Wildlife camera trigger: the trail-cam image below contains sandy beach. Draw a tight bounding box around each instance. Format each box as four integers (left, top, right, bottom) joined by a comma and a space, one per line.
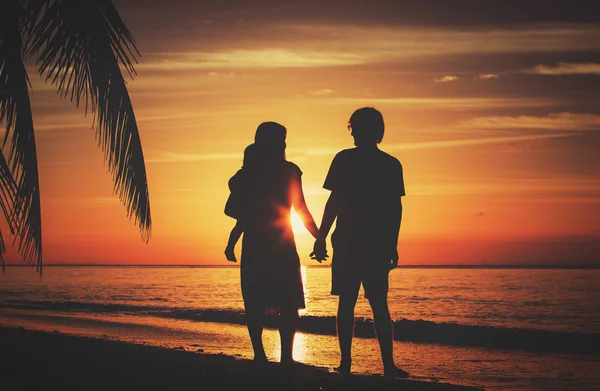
0, 326, 480, 391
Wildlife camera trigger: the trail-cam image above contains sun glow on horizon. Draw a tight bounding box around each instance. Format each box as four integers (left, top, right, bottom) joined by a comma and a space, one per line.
290, 210, 307, 236
5, 1, 598, 267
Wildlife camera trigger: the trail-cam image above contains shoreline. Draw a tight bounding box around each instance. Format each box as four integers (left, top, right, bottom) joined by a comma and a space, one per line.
0, 325, 480, 390
2, 304, 598, 356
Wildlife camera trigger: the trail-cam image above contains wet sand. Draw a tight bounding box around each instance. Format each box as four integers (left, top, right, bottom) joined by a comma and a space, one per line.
0, 326, 480, 390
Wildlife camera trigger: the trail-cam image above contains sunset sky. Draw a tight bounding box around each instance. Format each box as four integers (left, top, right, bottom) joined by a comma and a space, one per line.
4, 0, 600, 265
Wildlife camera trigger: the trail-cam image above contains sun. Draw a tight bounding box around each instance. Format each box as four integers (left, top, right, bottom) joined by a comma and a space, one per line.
290, 210, 306, 234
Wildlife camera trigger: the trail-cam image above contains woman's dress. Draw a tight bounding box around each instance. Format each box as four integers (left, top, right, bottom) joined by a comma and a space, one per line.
227, 161, 305, 311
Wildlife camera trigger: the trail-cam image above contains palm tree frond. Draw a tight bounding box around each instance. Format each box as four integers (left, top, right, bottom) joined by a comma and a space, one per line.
0, 152, 13, 273
0, 230, 6, 271
32, 0, 151, 241
0, 0, 43, 274
0, 150, 19, 235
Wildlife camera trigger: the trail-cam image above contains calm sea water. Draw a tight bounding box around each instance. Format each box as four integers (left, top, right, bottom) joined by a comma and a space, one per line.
1, 266, 599, 390
1, 266, 598, 332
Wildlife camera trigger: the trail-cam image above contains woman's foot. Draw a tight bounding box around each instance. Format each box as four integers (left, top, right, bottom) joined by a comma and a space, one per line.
334, 360, 351, 376
383, 365, 409, 379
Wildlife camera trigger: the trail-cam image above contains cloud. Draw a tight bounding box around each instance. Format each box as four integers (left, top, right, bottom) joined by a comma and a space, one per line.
290, 133, 576, 158
330, 96, 552, 109
309, 89, 335, 95
145, 151, 243, 163
206, 71, 238, 78
461, 113, 600, 131
522, 62, 600, 75
148, 133, 573, 164
434, 75, 459, 83
119, 2, 600, 47
46, 197, 120, 207
138, 49, 363, 70
137, 25, 600, 70
479, 73, 499, 79
383, 133, 573, 152
410, 176, 600, 197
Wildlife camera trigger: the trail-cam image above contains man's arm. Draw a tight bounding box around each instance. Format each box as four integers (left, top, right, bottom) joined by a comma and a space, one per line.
388, 199, 403, 269
311, 192, 338, 262
389, 161, 406, 269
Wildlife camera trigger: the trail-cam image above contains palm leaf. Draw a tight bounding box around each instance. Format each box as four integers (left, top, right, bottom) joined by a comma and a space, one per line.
0, 230, 5, 271
31, 0, 151, 241
0, 0, 43, 273
0, 151, 15, 272
0, 150, 19, 235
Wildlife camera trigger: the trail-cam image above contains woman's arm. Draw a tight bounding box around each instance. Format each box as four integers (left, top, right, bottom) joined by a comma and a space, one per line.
291, 176, 319, 239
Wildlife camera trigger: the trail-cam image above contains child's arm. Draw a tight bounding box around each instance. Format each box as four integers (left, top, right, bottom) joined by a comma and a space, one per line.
224, 221, 243, 262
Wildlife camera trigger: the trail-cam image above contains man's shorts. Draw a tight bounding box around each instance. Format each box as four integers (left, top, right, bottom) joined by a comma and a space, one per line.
330, 246, 391, 300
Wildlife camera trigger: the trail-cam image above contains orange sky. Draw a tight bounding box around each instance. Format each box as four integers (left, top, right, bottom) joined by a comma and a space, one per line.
2, 1, 600, 265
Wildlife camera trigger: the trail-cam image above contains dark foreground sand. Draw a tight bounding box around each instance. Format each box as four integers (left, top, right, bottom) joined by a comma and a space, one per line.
0, 326, 480, 390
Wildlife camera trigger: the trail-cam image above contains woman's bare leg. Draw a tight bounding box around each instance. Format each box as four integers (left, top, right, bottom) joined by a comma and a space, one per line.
245, 304, 267, 362
279, 307, 298, 365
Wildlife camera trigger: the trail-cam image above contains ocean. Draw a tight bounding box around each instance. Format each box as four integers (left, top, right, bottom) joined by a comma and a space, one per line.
1, 266, 599, 390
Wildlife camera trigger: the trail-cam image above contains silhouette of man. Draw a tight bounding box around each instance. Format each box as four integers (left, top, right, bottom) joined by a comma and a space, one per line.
312, 107, 408, 378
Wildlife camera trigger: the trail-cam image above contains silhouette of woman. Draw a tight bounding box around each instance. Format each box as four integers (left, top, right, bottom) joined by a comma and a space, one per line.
225, 122, 319, 365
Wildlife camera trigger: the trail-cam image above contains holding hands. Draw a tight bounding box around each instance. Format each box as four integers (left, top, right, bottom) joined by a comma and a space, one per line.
310, 237, 329, 263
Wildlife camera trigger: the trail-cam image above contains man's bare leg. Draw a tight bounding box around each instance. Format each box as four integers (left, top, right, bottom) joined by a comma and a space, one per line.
336, 290, 359, 375
369, 296, 409, 378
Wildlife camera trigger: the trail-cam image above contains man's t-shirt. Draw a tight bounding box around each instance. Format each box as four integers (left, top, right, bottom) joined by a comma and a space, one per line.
323, 147, 405, 255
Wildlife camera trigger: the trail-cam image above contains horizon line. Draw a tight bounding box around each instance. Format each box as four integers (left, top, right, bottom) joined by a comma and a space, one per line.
4, 264, 600, 269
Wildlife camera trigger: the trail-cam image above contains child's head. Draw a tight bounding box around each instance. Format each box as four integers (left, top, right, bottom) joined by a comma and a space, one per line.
243, 143, 258, 168
348, 107, 385, 146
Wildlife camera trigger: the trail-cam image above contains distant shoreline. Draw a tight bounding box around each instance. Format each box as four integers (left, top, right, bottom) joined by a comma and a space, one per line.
4, 264, 600, 269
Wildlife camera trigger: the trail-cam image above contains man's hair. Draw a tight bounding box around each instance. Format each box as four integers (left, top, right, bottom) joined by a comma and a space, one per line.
349, 107, 385, 144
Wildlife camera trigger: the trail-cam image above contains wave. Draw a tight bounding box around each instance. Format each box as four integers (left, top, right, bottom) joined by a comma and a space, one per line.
1, 300, 598, 356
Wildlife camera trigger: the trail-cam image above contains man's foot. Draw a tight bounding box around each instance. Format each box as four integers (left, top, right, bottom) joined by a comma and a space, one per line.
334, 360, 351, 376
281, 358, 306, 373
383, 365, 409, 379
253, 353, 268, 364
